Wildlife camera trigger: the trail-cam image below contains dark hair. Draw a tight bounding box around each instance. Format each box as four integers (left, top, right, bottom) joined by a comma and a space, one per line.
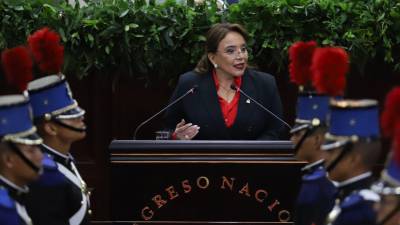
195, 23, 248, 74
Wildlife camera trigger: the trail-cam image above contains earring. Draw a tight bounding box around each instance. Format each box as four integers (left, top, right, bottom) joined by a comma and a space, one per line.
214, 64, 218, 69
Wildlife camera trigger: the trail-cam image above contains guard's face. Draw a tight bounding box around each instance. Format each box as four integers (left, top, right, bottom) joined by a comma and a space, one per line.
12, 144, 43, 183
57, 116, 87, 142
291, 129, 324, 161
375, 195, 400, 225
208, 31, 248, 78
291, 129, 311, 161
324, 147, 350, 182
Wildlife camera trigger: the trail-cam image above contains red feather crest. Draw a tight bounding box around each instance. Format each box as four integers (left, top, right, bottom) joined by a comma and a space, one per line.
28, 27, 64, 76
381, 87, 400, 163
311, 47, 349, 96
1, 46, 33, 92
288, 41, 318, 86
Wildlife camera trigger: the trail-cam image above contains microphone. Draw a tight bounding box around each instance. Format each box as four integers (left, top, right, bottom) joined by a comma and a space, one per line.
133, 85, 198, 140
230, 84, 292, 130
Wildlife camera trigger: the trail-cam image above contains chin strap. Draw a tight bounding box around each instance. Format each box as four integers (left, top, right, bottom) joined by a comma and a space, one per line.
326, 142, 353, 173
8, 142, 41, 174
293, 126, 314, 154
378, 199, 400, 225
52, 119, 86, 133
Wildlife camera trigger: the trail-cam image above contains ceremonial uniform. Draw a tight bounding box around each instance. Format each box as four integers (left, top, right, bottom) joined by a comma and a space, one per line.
24, 28, 91, 225
327, 172, 379, 225
24, 75, 91, 225
290, 92, 336, 225
0, 94, 43, 225
287, 42, 344, 225
26, 144, 90, 225
322, 99, 381, 225
0, 176, 32, 225
290, 83, 337, 225
295, 160, 337, 225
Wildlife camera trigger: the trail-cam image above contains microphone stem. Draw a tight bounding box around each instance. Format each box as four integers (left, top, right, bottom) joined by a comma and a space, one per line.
237, 88, 292, 130
133, 88, 194, 140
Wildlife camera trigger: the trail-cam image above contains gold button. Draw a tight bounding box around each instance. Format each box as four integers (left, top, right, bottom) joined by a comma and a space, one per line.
88, 209, 92, 215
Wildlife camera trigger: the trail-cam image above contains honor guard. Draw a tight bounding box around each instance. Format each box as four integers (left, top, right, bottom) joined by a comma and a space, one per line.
372, 87, 400, 225
23, 27, 91, 225
289, 42, 349, 225
0, 46, 43, 225
323, 99, 381, 225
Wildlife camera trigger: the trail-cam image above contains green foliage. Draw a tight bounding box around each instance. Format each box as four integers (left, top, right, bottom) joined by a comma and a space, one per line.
1, 0, 400, 81
228, 0, 400, 73
0, 0, 220, 81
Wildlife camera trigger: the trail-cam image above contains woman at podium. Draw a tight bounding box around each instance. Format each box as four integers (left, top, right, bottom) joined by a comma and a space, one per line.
164, 23, 284, 140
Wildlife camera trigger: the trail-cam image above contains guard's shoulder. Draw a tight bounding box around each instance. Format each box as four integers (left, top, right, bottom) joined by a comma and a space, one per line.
341, 190, 380, 208
303, 168, 326, 181
0, 187, 15, 209
42, 153, 58, 170
33, 156, 66, 187
358, 189, 380, 202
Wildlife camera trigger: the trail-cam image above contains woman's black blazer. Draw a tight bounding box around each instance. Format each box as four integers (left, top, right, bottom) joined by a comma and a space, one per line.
164, 69, 284, 140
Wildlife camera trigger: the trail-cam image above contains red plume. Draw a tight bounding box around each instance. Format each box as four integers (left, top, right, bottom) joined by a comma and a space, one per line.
381, 87, 400, 163
288, 41, 317, 86
311, 47, 349, 96
27, 27, 64, 75
1, 46, 33, 92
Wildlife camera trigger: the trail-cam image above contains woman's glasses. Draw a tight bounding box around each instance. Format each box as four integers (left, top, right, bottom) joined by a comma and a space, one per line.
222, 46, 248, 57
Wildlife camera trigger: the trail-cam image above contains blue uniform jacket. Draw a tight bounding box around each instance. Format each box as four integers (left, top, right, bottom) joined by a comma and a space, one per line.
0, 187, 21, 225
25, 145, 90, 225
0, 178, 30, 225
327, 172, 379, 225
295, 160, 337, 225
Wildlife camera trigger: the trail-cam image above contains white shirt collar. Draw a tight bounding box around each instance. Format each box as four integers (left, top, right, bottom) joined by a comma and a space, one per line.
338, 171, 372, 188
0, 175, 29, 193
301, 159, 325, 172
41, 143, 70, 160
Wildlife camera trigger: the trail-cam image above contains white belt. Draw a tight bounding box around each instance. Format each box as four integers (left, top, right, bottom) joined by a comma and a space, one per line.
16, 202, 33, 225
57, 162, 89, 225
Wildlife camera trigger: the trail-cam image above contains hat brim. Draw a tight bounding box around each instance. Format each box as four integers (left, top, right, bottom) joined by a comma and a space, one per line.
290, 123, 309, 134
321, 139, 348, 151
55, 106, 85, 120
6, 132, 42, 145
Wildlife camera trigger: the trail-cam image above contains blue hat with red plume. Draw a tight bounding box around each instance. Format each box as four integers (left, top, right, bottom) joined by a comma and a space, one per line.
27, 27, 84, 121
289, 42, 349, 134
308, 47, 379, 151
321, 99, 380, 151
0, 46, 42, 145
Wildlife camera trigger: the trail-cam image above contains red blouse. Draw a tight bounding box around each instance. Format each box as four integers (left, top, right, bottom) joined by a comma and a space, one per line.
212, 70, 242, 128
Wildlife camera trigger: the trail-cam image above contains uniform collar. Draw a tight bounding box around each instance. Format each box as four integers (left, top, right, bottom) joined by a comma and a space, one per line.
337, 171, 373, 199
301, 159, 325, 174
41, 143, 73, 167
0, 175, 29, 203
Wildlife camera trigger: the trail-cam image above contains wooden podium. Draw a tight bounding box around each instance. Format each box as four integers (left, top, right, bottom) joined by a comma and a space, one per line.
109, 140, 304, 225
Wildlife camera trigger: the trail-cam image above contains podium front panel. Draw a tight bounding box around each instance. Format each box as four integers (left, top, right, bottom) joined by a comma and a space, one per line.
109, 140, 303, 224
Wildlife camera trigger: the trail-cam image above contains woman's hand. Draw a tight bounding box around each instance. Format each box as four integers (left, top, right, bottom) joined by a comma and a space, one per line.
174, 119, 200, 140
